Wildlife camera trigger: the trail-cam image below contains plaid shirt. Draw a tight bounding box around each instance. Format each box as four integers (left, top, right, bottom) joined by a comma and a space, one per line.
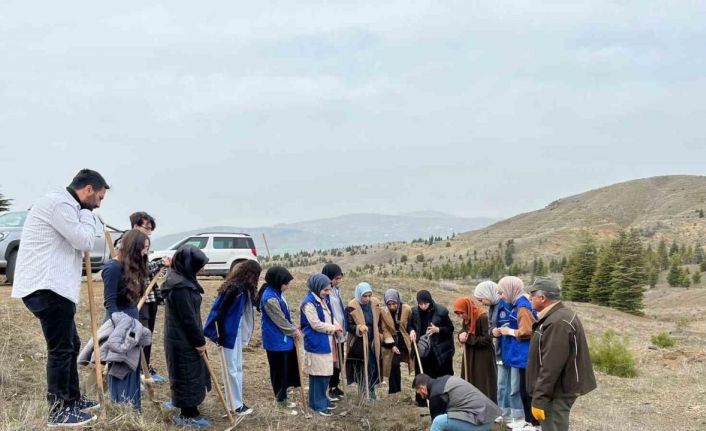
146, 260, 165, 304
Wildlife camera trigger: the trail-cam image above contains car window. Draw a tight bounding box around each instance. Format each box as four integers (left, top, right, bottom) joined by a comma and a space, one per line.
0, 211, 27, 227
172, 236, 209, 250
213, 237, 236, 249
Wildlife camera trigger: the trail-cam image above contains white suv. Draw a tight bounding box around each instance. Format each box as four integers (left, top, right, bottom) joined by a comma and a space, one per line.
150, 232, 258, 277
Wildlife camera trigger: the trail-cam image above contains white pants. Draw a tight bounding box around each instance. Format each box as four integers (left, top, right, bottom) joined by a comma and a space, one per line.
221, 333, 244, 410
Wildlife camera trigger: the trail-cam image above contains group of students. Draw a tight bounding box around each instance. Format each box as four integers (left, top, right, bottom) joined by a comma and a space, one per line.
12, 170, 595, 431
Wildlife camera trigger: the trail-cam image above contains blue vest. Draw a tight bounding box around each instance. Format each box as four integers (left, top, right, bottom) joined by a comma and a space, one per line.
260, 287, 294, 352
204, 291, 247, 350
300, 292, 331, 354
494, 299, 512, 361
503, 296, 535, 368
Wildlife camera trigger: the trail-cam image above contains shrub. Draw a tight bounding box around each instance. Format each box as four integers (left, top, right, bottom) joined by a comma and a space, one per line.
589, 329, 638, 377
650, 332, 676, 348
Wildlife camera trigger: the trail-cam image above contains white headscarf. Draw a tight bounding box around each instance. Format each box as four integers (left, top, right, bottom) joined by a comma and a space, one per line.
355, 282, 373, 304
474, 280, 501, 305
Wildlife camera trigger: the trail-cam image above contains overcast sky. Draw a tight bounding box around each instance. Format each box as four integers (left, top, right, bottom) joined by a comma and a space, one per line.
1, 1, 705, 235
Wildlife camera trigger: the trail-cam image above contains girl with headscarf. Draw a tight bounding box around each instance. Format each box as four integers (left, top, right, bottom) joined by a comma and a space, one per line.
300, 273, 342, 416
474, 280, 513, 424
379, 289, 413, 395
408, 290, 455, 407
345, 282, 381, 400
204, 259, 262, 417
496, 276, 538, 429
162, 244, 211, 427
254, 266, 301, 414
321, 263, 347, 400
452, 297, 497, 402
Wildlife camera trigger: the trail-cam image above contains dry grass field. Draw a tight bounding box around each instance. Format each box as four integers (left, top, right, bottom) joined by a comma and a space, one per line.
1, 273, 705, 431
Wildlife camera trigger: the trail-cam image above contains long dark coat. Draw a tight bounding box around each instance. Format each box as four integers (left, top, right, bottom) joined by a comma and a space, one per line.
162, 245, 211, 408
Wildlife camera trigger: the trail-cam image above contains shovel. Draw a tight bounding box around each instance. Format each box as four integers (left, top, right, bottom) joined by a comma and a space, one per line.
201, 351, 240, 430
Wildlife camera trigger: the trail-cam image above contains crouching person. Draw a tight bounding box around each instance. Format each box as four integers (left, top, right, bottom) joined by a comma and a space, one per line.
413, 374, 501, 431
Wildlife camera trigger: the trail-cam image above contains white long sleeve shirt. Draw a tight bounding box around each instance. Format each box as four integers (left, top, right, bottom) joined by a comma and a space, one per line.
11, 190, 96, 304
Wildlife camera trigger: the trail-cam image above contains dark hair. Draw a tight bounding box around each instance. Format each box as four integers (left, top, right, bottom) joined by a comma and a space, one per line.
412, 373, 432, 389
255, 266, 294, 312
129, 211, 156, 231
68, 169, 110, 191
118, 229, 149, 304
218, 260, 262, 297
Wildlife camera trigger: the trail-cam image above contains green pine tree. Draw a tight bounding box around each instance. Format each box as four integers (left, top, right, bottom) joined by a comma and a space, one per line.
694, 243, 704, 264
692, 271, 701, 285
590, 240, 620, 306
609, 230, 646, 314
680, 267, 691, 288
667, 260, 682, 287
562, 234, 597, 302
657, 239, 669, 270
669, 240, 679, 257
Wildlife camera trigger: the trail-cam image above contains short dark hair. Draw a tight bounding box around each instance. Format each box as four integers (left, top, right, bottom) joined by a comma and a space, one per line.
413, 373, 432, 389
69, 169, 110, 191
130, 211, 156, 231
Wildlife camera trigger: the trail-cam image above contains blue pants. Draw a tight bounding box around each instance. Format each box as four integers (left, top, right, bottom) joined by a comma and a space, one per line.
308, 375, 331, 412
430, 415, 493, 431
508, 367, 525, 420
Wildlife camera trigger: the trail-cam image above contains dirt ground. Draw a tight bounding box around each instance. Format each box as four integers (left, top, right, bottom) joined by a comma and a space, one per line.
1, 275, 705, 431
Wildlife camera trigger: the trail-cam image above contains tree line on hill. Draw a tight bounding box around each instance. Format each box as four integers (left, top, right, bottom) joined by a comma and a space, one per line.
562, 232, 704, 315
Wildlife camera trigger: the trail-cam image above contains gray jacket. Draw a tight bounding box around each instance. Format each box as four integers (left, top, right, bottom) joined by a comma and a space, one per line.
78, 312, 152, 379
428, 376, 502, 425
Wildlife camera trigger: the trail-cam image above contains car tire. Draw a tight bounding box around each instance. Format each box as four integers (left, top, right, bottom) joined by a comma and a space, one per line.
6, 249, 17, 285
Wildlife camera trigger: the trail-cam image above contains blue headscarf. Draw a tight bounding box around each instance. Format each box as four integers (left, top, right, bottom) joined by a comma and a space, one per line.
355, 282, 373, 304
307, 273, 331, 298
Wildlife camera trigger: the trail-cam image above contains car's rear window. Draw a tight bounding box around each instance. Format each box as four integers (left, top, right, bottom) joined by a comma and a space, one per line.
214, 237, 254, 249
0, 211, 27, 227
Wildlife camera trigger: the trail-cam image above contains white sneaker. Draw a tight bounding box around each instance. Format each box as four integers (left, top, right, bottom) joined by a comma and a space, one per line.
508, 420, 529, 429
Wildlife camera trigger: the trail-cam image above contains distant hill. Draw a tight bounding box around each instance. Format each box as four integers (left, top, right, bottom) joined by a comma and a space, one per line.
306, 175, 706, 272
456, 175, 706, 258
150, 212, 497, 255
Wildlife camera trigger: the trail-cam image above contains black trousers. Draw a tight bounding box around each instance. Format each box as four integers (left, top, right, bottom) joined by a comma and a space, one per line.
266, 349, 301, 401
138, 301, 158, 368
329, 343, 344, 389
23, 290, 81, 411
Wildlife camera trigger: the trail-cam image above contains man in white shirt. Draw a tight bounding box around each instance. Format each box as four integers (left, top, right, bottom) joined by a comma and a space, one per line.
12, 169, 109, 428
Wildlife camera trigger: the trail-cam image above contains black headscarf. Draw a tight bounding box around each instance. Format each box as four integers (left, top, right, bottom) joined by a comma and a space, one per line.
416, 290, 433, 305
163, 245, 209, 293
321, 263, 343, 282
265, 266, 294, 291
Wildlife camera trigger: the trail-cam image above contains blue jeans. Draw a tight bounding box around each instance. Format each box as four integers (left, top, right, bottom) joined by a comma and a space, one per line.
508, 367, 525, 420
308, 375, 331, 412
430, 415, 493, 431
497, 363, 511, 418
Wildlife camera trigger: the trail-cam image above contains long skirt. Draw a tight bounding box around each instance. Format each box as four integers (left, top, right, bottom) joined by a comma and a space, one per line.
109, 366, 141, 412
266, 349, 301, 402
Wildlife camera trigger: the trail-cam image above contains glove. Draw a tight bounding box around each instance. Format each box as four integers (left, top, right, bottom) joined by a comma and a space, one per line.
531, 406, 545, 421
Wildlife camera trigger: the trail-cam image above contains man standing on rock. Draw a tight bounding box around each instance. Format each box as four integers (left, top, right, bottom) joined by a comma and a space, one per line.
12, 169, 109, 428
525, 277, 597, 431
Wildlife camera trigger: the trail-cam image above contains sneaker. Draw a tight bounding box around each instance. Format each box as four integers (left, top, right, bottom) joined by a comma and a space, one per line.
47, 406, 97, 428
508, 421, 530, 430
330, 387, 345, 398
235, 405, 253, 416
326, 404, 337, 411
275, 400, 297, 409
327, 390, 341, 402
317, 409, 333, 417
172, 415, 211, 428
74, 395, 100, 412
149, 369, 167, 383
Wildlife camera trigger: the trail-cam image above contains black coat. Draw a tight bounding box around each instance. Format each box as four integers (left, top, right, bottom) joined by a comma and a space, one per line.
162, 245, 211, 408
408, 302, 455, 369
